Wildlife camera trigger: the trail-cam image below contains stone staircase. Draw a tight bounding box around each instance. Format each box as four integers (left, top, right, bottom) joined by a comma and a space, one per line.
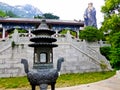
53, 32, 112, 73
0, 31, 112, 77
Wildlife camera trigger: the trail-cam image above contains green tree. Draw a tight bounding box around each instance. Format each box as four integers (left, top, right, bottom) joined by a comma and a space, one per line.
34, 15, 42, 19
101, 0, 120, 34
43, 13, 59, 19
100, 46, 111, 60
34, 13, 60, 19
0, 10, 6, 17
110, 47, 120, 70
79, 26, 102, 42
101, 0, 120, 70
60, 29, 77, 37
6, 11, 18, 17
109, 32, 120, 69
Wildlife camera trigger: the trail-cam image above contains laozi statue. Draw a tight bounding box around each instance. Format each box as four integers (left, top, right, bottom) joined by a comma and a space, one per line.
21, 19, 64, 90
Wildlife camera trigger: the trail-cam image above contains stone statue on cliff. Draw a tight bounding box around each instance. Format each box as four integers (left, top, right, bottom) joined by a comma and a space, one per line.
84, 2, 97, 28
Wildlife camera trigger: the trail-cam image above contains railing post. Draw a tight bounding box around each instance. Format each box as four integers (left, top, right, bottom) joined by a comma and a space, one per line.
2, 28, 5, 41
28, 28, 31, 38
55, 30, 58, 37
76, 30, 79, 39
99, 40, 103, 47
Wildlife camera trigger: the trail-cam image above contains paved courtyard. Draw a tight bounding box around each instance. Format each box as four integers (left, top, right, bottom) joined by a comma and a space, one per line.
4, 71, 120, 90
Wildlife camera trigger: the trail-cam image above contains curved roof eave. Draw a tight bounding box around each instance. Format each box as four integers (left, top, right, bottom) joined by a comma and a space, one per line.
0, 18, 84, 26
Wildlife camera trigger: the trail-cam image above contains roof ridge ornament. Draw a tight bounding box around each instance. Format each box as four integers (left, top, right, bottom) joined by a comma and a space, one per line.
37, 19, 49, 30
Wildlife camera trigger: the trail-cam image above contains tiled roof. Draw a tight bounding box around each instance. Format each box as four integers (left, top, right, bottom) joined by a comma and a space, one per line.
0, 18, 84, 26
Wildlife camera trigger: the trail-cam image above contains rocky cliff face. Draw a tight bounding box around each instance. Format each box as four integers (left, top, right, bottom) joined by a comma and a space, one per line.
0, 2, 43, 18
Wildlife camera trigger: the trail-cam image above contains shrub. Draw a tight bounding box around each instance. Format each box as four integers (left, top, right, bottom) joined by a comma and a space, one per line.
11, 41, 15, 48
70, 30, 77, 37
109, 32, 120, 70
9, 35, 12, 39
100, 46, 111, 60
59, 29, 77, 37
110, 48, 120, 70
100, 60, 108, 72
21, 44, 24, 49
79, 26, 102, 42
59, 29, 67, 35
18, 29, 27, 33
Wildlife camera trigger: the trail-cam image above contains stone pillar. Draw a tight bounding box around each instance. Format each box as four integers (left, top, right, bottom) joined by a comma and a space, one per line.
66, 30, 72, 42
12, 29, 19, 43
55, 30, 58, 37
28, 28, 31, 38
82, 39, 87, 52
99, 40, 103, 47
2, 28, 5, 41
76, 30, 79, 39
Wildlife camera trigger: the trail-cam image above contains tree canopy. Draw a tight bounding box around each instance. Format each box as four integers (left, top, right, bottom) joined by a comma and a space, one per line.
101, 0, 120, 70
0, 10, 18, 18
109, 32, 120, 69
0, 10, 6, 17
79, 26, 102, 42
101, 0, 120, 34
6, 11, 18, 18
34, 13, 60, 19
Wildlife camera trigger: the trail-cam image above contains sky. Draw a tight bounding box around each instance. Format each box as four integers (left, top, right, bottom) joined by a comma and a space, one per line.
0, 0, 105, 28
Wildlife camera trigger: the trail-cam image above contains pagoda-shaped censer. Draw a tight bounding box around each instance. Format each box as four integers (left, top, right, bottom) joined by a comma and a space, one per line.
21, 19, 64, 90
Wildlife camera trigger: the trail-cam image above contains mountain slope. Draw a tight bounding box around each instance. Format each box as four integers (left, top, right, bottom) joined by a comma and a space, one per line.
0, 2, 43, 18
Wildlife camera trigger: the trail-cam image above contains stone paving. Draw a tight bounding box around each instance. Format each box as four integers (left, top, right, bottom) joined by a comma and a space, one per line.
4, 71, 120, 90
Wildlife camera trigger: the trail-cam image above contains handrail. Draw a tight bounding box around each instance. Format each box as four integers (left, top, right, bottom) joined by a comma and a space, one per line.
69, 43, 101, 65
0, 43, 11, 53
70, 43, 112, 70
87, 46, 100, 60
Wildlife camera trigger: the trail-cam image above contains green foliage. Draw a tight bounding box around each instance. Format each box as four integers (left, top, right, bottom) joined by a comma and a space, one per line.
59, 29, 68, 35
101, 0, 120, 15
18, 29, 27, 33
109, 32, 120, 48
101, 0, 120, 34
100, 61, 108, 72
59, 30, 77, 37
34, 15, 42, 19
11, 41, 15, 48
6, 11, 18, 18
70, 31, 77, 37
43, 13, 59, 19
100, 46, 111, 60
79, 26, 102, 42
0, 71, 115, 89
101, 0, 120, 70
34, 13, 60, 19
0, 10, 6, 17
21, 44, 24, 49
110, 48, 120, 70
101, 14, 120, 34
9, 35, 12, 39
110, 32, 120, 70
109, 32, 120, 70
0, 10, 18, 18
